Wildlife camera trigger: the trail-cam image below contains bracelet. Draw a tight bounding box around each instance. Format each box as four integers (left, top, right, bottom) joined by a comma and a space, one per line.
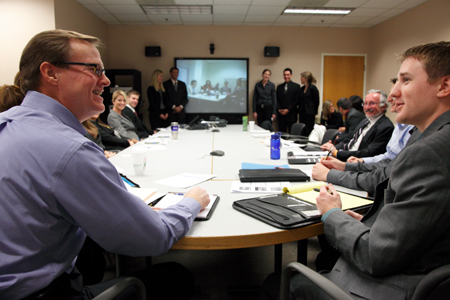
333, 149, 338, 157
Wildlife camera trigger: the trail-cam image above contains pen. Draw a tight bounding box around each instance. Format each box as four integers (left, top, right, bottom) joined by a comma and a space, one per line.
169, 192, 185, 196
313, 187, 333, 195
323, 148, 333, 163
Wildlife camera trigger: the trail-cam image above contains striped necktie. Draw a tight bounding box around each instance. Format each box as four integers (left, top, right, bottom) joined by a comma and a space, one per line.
345, 120, 370, 150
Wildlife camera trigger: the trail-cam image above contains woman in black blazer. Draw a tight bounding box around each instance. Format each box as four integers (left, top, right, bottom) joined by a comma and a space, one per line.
89, 114, 136, 151
299, 71, 320, 136
320, 100, 344, 130
147, 69, 170, 130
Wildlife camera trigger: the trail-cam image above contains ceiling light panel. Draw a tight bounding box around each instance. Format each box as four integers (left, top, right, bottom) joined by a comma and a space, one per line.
141, 5, 212, 14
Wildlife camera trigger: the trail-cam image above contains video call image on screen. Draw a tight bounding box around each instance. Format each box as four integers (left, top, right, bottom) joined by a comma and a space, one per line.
175, 58, 248, 114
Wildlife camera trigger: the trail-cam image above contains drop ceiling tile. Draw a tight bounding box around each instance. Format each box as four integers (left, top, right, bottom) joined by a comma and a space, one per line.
77, 0, 99, 4
243, 22, 274, 26
361, 0, 408, 9
96, 13, 119, 21
97, 0, 137, 4
113, 13, 150, 21
104, 4, 146, 13
180, 14, 213, 22
213, 5, 248, 14
275, 15, 311, 23
213, 0, 251, 4
251, 0, 290, 5
248, 6, 286, 15
349, 7, 388, 17
324, 0, 369, 8
396, 0, 428, 9
305, 15, 342, 24
174, 0, 213, 4
213, 14, 246, 22
379, 8, 406, 18
334, 16, 371, 24
245, 14, 278, 23
83, 4, 111, 14
147, 14, 181, 21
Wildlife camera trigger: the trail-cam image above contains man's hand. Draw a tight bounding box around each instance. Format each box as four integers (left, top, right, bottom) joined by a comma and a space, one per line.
312, 162, 330, 182
173, 106, 183, 114
345, 210, 363, 221
321, 156, 345, 171
253, 112, 257, 120
272, 114, 276, 121
347, 156, 364, 163
320, 141, 334, 151
185, 186, 210, 210
338, 126, 345, 133
316, 184, 342, 215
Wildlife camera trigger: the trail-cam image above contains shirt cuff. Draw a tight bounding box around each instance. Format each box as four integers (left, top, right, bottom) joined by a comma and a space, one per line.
321, 207, 341, 222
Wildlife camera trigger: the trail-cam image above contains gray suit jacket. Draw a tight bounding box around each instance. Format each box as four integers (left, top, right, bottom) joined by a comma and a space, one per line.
319, 110, 450, 300
327, 128, 420, 196
107, 110, 139, 140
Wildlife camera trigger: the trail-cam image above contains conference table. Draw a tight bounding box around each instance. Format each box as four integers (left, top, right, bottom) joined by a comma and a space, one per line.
109, 125, 330, 273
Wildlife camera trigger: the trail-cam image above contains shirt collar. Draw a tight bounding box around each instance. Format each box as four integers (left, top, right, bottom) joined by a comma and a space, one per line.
21, 91, 86, 135
126, 104, 135, 113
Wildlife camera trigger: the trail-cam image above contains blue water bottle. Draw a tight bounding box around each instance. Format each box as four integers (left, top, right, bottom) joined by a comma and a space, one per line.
270, 132, 281, 160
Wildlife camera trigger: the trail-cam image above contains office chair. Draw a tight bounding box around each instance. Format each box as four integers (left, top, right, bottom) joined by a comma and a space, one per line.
290, 123, 306, 137
280, 262, 450, 300
279, 262, 353, 300
302, 129, 339, 152
260, 120, 274, 132
92, 277, 146, 300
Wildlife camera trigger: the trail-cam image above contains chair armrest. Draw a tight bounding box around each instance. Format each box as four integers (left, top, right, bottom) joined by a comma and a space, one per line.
280, 262, 353, 300
92, 277, 146, 300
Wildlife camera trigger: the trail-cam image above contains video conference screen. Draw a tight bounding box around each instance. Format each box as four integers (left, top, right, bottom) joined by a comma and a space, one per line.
175, 58, 249, 115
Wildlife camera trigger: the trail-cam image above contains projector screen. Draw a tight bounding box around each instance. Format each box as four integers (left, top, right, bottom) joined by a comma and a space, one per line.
175, 58, 249, 119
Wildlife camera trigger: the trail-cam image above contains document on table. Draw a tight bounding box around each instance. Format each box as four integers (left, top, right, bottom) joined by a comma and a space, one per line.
284, 183, 372, 210
289, 151, 329, 157
154, 193, 220, 220
153, 173, 216, 188
231, 181, 291, 193
125, 185, 166, 205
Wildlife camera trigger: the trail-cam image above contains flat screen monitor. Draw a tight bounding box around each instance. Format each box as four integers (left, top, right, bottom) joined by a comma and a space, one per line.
175, 57, 249, 124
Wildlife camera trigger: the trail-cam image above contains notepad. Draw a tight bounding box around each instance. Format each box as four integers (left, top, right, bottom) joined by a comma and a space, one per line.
284, 183, 373, 211
153, 193, 220, 220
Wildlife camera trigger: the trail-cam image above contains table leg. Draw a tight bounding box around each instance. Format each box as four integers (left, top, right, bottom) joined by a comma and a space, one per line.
297, 239, 308, 265
274, 244, 282, 274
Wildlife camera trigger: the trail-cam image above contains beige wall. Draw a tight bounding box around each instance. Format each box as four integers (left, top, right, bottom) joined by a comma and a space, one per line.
0, 0, 55, 85
107, 25, 370, 121
368, 0, 450, 121
54, 0, 109, 66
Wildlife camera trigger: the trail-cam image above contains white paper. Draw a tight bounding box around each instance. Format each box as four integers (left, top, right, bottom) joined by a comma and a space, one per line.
155, 193, 218, 219
153, 173, 216, 188
290, 151, 328, 157
125, 186, 158, 203
231, 181, 291, 193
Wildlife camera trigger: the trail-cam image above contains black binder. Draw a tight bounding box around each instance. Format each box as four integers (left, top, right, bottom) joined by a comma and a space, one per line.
233, 193, 321, 229
238, 169, 310, 182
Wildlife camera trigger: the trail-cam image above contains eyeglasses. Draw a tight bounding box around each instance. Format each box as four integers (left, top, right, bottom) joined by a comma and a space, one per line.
363, 101, 380, 107
57, 62, 105, 77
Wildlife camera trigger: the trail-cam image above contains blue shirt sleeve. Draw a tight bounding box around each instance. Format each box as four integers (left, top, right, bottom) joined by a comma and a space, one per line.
321, 207, 341, 222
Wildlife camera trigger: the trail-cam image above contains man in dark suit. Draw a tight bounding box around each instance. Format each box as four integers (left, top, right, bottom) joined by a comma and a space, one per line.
122, 90, 152, 139
321, 90, 394, 161
334, 97, 366, 144
276, 68, 300, 133
287, 41, 450, 300
163, 67, 188, 124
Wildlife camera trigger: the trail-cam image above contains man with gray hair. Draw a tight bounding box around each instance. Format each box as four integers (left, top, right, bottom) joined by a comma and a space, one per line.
321, 90, 394, 161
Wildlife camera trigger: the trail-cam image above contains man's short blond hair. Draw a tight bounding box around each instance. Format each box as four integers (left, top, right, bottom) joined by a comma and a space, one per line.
18, 29, 101, 94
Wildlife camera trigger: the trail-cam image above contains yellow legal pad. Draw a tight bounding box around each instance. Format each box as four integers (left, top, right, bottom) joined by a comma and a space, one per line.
283, 183, 373, 211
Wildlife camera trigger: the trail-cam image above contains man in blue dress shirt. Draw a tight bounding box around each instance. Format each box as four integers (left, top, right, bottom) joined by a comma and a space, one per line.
0, 29, 210, 300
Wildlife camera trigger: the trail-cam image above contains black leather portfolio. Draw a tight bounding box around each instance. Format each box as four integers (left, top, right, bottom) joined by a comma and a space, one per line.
233, 193, 321, 229
287, 151, 322, 164
238, 169, 310, 182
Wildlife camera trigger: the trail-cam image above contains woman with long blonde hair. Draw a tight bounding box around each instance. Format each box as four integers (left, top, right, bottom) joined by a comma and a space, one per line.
107, 90, 140, 140
147, 69, 170, 130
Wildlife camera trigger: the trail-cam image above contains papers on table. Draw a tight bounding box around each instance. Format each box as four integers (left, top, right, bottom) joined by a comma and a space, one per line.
154, 173, 216, 188
284, 183, 373, 211
231, 181, 291, 193
154, 192, 219, 220
289, 151, 328, 157
125, 185, 165, 205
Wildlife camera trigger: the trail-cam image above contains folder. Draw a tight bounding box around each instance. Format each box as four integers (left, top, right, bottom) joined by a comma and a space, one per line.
238, 169, 310, 182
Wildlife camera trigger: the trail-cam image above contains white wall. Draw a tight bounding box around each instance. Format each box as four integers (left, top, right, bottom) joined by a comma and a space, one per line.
0, 0, 55, 85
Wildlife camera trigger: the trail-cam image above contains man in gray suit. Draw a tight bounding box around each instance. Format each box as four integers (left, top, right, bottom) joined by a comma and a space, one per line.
290, 41, 450, 299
